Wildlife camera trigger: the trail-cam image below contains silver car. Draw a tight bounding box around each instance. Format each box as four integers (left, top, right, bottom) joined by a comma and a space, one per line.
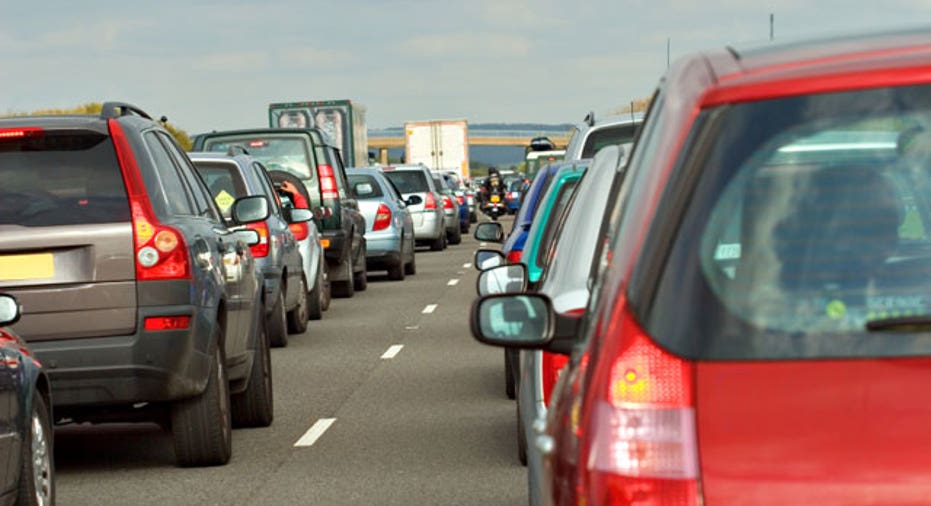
347, 167, 417, 280
563, 113, 643, 161
382, 164, 447, 251
432, 173, 463, 245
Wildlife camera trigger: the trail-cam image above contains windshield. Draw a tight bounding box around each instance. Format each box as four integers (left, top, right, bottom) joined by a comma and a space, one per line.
202, 135, 313, 180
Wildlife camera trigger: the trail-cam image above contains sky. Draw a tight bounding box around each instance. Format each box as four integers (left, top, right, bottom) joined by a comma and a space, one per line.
3, 0, 931, 134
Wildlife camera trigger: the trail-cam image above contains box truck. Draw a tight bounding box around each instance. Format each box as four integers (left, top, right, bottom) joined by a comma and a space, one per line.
269, 100, 368, 168
404, 119, 469, 180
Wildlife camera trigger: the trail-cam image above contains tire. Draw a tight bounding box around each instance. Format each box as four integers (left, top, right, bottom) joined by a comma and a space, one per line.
449, 225, 462, 245
332, 258, 355, 298
354, 267, 368, 291
470, 212, 477, 224
505, 349, 516, 400
321, 262, 332, 311
517, 394, 528, 466
405, 237, 417, 275
17, 393, 54, 506
430, 233, 445, 251
387, 258, 405, 281
286, 276, 308, 334
231, 315, 273, 428
308, 268, 324, 321
172, 335, 232, 467
267, 287, 288, 348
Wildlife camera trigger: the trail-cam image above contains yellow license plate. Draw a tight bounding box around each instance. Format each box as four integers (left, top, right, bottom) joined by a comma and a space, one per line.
490, 195, 500, 203
0, 253, 55, 281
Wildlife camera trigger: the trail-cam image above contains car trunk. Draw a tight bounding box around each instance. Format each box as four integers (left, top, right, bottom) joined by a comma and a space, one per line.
696, 359, 931, 505
356, 199, 381, 233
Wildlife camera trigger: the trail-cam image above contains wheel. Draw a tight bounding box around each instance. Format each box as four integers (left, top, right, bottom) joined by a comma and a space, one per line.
387, 257, 405, 281
172, 334, 232, 467
331, 258, 355, 298
320, 261, 332, 311
504, 349, 516, 400
353, 267, 367, 291
17, 393, 54, 506
267, 287, 288, 348
470, 212, 477, 224
430, 233, 445, 251
449, 225, 462, 245
404, 244, 417, 275
517, 394, 527, 466
231, 313, 273, 428
286, 276, 308, 334
307, 267, 324, 320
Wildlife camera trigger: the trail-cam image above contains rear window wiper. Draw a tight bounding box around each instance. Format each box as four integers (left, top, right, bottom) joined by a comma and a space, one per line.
865, 315, 931, 332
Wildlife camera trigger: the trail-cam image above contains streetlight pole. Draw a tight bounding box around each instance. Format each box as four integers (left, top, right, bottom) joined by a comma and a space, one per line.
770, 13, 774, 41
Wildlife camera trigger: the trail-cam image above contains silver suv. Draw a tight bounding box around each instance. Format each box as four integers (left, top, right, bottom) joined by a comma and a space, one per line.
382, 164, 447, 251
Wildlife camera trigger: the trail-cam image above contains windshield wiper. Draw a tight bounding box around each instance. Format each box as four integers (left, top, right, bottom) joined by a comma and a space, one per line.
865, 315, 931, 332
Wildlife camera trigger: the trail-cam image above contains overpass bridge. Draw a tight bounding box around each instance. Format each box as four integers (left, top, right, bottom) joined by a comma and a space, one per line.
367, 127, 571, 164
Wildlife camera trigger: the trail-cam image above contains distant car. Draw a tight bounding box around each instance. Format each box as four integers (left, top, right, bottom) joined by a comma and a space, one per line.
382, 164, 447, 251
0, 102, 272, 466
0, 294, 53, 505
190, 149, 324, 347
347, 167, 418, 280
504, 179, 525, 214
432, 174, 463, 245
441, 173, 471, 234
563, 113, 643, 161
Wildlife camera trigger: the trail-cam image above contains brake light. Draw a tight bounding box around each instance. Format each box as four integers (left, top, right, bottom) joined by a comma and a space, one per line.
424, 193, 437, 210
144, 316, 191, 331
110, 120, 190, 281
542, 308, 584, 407
579, 300, 699, 506
456, 195, 465, 205
289, 222, 310, 241
373, 203, 392, 231
507, 249, 523, 264
443, 196, 454, 210
0, 127, 44, 140
317, 164, 339, 200
246, 221, 270, 257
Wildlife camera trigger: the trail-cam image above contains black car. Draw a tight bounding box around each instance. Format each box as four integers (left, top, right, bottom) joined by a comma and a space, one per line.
0, 294, 53, 505
0, 102, 272, 467
192, 128, 367, 298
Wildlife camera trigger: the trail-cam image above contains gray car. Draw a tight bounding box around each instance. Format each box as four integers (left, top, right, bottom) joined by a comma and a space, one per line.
347, 167, 417, 280
563, 113, 643, 161
191, 150, 324, 348
432, 173, 463, 245
382, 164, 447, 251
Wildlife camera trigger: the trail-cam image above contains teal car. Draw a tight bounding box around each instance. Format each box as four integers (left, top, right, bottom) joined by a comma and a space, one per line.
520, 163, 587, 285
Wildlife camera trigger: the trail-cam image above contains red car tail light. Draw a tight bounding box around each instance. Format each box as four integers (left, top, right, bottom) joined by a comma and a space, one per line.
110, 119, 191, 281
424, 193, 437, 210
289, 222, 310, 241
580, 301, 699, 506
373, 203, 392, 231
317, 164, 339, 200
442, 196, 454, 210
144, 316, 191, 331
507, 249, 523, 264
0, 127, 44, 140
542, 308, 584, 407
246, 221, 270, 257
456, 195, 465, 205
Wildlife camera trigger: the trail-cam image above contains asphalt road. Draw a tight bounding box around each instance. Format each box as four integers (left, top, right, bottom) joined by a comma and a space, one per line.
53, 216, 526, 505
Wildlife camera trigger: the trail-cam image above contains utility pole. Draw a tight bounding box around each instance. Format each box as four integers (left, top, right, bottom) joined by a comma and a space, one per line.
666, 37, 671, 69
770, 13, 774, 41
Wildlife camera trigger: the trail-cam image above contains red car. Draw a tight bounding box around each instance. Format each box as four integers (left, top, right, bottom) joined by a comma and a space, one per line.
473, 27, 931, 505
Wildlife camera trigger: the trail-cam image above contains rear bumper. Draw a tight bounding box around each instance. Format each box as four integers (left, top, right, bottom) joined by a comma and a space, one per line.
322, 229, 348, 263
413, 212, 444, 241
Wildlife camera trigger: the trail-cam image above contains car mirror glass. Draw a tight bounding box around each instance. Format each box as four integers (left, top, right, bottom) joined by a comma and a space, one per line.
477, 264, 527, 296
289, 208, 313, 223
232, 195, 270, 224
474, 249, 505, 271
474, 222, 504, 243
234, 229, 261, 247
471, 294, 551, 347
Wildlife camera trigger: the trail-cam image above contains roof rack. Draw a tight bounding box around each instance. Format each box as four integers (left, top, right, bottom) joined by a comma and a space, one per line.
227, 145, 250, 156
100, 102, 152, 120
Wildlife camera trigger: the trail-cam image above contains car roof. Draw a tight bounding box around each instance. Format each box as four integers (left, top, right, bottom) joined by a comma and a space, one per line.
187, 151, 255, 166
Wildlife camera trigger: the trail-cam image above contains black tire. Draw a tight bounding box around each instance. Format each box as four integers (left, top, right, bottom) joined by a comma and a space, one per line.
354, 267, 368, 291
387, 258, 405, 281
17, 393, 54, 506
429, 233, 444, 251
231, 315, 273, 428
517, 395, 528, 466
268, 288, 288, 348
449, 226, 462, 245
172, 335, 232, 467
308, 267, 324, 321
504, 349, 516, 400
404, 245, 417, 275
286, 276, 308, 334
332, 259, 355, 298
470, 212, 477, 224
321, 262, 332, 311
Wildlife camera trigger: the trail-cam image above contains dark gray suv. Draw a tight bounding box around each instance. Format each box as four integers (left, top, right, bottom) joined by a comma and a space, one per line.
0, 102, 272, 467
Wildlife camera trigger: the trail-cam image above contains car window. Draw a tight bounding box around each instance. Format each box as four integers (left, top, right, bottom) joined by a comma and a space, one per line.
643, 83, 931, 360
382, 174, 405, 201
203, 135, 315, 181
252, 162, 283, 217
193, 161, 249, 219
0, 130, 131, 227
144, 132, 195, 216
384, 171, 430, 193
160, 133, 222, 222
347, 174, 384, 199
536, 179, 580, 270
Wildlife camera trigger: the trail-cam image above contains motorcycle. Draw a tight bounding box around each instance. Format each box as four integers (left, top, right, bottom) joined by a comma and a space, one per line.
482, 193, 505, 221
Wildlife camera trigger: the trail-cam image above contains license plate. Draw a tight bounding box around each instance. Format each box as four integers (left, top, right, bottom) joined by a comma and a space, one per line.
490, 195, 500, 203
0, 253, 55, 281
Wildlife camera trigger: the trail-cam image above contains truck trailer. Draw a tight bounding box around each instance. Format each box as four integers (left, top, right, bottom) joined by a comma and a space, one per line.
404, 119, 469, 181
269, 100, 368, 168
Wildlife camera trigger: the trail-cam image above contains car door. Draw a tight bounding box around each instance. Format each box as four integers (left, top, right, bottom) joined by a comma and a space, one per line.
252, 161, 301, 306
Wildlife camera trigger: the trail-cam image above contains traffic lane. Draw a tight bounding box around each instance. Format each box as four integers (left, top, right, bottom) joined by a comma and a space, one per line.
51, 228, 512, 505
248, 248, 525, 505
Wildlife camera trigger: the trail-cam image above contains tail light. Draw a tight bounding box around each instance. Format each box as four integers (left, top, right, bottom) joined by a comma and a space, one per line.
0, 127, 44, 140
424, 193, 437, 210
110, 120, 190, 281
456, 195, 465, 205
373, 203, 392, 231
144, 316, 191, 331
579, 300, 699, 506
443, 196, 454, 210
507, 249, 523, 264
542, 308, 584, 407
246, 222, 270, 257
289, 222, 310, 241
317, 164, 339, 200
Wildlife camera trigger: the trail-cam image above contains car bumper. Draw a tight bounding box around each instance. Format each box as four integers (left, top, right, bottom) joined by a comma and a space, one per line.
322, 229, 348, 263
413, 212, 444, 241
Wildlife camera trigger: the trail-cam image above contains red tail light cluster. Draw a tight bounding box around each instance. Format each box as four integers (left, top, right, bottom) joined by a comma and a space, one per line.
424, 193, 437, 210
507, 249, 523, 264
442, 196, 454, 210
144, 316, 191, 331
246, 222, 270, 257
317, 164, 339, 200
289, 222, 310, 241
110, 120, 190, 281
542, 308, 584, 407
0, 127, 44, 140
373, 203, 392, 231
579, 300, 699, 506
456, 195, 465, 205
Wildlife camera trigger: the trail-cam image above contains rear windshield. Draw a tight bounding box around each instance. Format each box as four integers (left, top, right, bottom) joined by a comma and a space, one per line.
384, 171, 429, 193
0, 131, 130, 226
347, 174, 384, 199
581, 124, 638, 159
640, 84, 931, 360
192, 161, 249, 218
202, 136, 312, 180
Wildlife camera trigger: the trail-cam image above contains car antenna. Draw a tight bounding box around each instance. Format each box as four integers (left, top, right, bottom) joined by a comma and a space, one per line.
630, 101, 634, 124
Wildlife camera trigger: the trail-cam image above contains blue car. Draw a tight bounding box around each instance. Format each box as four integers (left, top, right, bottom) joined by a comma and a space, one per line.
347, 167, 417, 280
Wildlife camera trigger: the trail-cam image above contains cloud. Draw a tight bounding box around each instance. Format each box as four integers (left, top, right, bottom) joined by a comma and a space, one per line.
194, 51, 269, 72
399, 33, 532, 59
276, 46, 352, 66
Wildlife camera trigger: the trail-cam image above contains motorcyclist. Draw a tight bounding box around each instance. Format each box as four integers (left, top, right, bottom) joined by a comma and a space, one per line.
481, 167, 506, 201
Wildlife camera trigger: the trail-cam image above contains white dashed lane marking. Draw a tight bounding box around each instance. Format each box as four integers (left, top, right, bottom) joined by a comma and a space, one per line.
422, 304, 437, 314
447, 279, 459, 286
381, 345, 404, 359
294, 418, 336, 447
463, 263, 472, 268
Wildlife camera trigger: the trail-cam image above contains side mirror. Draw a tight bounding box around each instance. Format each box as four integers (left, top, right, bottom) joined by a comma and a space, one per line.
470, 294, 553, 348
474, 222, 504, 243
474, 249, 506, 271
477, 264, 527, 296
406, 195, 423, 206
232, 195, 270, 224
0, 294, 21, 326
233, 229, 261, 247
288, 208, 313, 224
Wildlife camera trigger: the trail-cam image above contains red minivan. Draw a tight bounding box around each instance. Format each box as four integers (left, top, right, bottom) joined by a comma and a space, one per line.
473, 27, 931, 505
